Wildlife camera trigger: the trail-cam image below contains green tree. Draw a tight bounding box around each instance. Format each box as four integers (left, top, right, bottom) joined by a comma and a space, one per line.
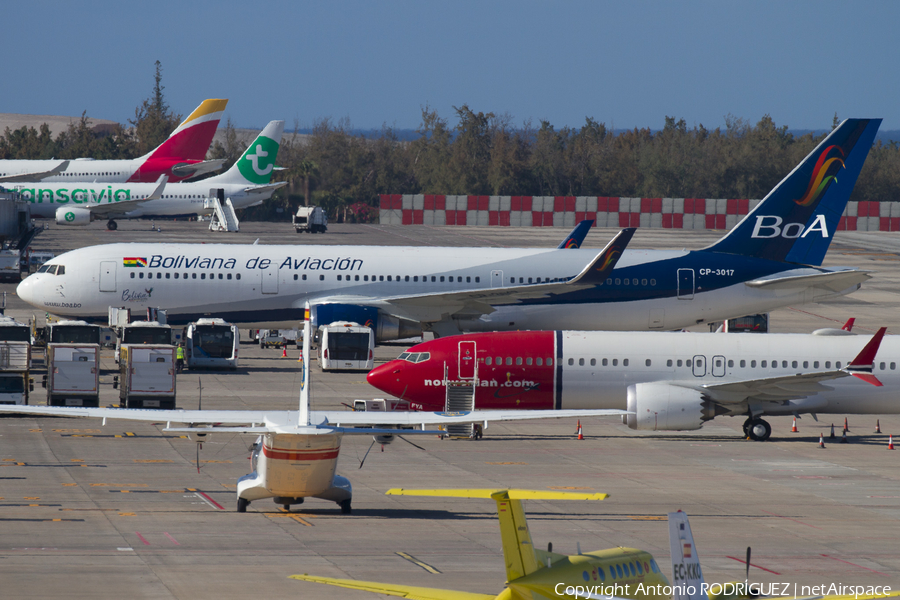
129, 61, 182, 155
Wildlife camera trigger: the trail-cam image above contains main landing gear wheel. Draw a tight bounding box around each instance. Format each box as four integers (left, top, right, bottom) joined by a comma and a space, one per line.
237, 497, 249, 513
340, 499, 352, 515
107, 220, 118, 230
747, 419, 772, 441
742, 418, 753, 437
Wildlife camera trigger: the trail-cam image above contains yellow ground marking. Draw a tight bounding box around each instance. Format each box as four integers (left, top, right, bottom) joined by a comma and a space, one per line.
3, 458, 17, 461
267, 512, 314, 526
485, 461, 528, 465
52, 429, 101, 433
89, 483, 148, 487
548, 486, 593, 490
28, 429, 41, 432
396, 552, 442, 574
133, 460, 174, 463
71, 459, 84, 462
118, 513, 136, 517
628, 515, 667, 521
62, 484, 77, 487
23, 497, 39, 500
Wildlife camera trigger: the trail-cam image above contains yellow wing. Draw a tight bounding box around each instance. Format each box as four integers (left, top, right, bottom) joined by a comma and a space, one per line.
385, 488, 608, 501
289, 575, 497, 600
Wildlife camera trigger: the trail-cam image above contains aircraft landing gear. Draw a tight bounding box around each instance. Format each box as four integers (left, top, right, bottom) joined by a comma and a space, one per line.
747, 418, 772, 441
237, 497, 249, 513
107, 219, 118, 231
339, 499, 352, 515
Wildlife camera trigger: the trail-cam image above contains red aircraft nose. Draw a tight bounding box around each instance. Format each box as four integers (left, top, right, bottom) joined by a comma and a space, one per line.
366, 361, 405, 396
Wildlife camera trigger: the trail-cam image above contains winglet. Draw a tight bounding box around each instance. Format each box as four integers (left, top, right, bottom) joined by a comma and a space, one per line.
147, 175, 168, 201
557, 219, 594, 249
842, 318, 855, 332
846, 327, 886, 386
567, 227, 635, 286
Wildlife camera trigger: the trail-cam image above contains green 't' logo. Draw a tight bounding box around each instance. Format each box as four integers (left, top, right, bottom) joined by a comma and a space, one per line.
65, 212, 75, 222
237, 136, 279, 184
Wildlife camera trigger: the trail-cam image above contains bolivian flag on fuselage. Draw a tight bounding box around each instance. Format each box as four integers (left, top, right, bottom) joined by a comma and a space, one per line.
123, 257, 147, 268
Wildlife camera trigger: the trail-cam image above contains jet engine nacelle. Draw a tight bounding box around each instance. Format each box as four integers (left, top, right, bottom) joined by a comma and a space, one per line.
55, 207, 92, 226
374, 433, 395, 444
626, 382, 708, 431
312, 303, 422, 342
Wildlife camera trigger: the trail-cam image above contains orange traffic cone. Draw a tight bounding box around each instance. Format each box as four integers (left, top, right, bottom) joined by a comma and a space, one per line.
791, 417, 799, 433
889, 435, 895, 450
819, 433, 826, 448
840, 430, 849, 444
575, 419, 581, 434
577, 424, 584, 440
282, 346, 288, 358
830, 423, 836, 439
843, 417, 849, 432
875, 419, 882, 433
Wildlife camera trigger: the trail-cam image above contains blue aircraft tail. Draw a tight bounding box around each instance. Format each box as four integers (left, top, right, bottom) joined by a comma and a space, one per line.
558, 219, 594, 249
703, 118, 881, 266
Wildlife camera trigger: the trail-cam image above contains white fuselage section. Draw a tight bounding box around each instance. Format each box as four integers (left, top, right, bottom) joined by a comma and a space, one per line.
555, 331, 900, 415
17, 243, 856, 332
0, 159, 142, 183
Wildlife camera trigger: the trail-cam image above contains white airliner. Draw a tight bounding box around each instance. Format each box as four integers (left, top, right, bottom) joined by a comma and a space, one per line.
366, 326, 891, 441
14, 118, 880, 338
0, 99, 228, 184
16, 120, 285, 229
0, 307, 625, 513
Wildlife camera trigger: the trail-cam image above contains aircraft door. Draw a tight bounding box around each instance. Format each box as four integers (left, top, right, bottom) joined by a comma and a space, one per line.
491, 270, 503, 288
677, 268, 694, 299
692, 355, 706, 377
99, 261, 116, 292
262, 269, 278, 294
458, 341, 476, 379
712, 355, 726, 377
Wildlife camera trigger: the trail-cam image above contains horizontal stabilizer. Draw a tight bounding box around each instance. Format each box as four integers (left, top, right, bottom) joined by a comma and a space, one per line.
851, 372, 883, 387
745, 269, 870, 292
385, 488, 608, 501
170, 158, 226, 178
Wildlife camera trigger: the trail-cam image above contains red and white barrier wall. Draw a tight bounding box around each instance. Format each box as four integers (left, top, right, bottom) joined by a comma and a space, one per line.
378, 195, 900, 231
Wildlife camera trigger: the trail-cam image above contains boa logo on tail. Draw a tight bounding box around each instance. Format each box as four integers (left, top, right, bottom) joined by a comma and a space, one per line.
564, 238, 579, 249
794, 145, 846, 206
596, 249, 621, 272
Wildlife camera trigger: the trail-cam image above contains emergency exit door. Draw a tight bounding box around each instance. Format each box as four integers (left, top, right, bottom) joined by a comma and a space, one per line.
99, 261, 116, 292
458, 341, 476, 379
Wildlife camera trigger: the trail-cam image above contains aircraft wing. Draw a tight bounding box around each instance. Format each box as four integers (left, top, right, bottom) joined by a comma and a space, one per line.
77, 175, 168, 218
289, 574, 495, 600
352, 228, 635, 323
312, 408, 629, 426
745, 268, 871, 292
170, 159, 225, 179
697, 370, 851, 404
0, 160, 69, 183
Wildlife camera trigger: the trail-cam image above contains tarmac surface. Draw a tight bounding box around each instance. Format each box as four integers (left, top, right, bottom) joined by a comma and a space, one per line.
1, 220, 899, 599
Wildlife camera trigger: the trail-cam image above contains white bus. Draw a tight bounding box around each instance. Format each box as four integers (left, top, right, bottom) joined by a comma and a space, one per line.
185, 318, 239, 370
318, 322, 374, 372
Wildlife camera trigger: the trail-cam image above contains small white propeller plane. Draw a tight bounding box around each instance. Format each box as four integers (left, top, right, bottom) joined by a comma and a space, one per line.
0, 304, 627, 513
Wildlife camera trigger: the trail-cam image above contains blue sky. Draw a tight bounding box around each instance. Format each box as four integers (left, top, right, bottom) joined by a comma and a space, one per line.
4, 1, 898, 132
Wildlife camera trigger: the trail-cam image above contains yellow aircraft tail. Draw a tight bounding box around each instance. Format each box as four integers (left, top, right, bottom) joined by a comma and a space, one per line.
385, 489, 607, 583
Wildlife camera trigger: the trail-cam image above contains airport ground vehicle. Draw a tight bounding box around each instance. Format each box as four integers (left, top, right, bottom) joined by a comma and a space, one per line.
0, 316, 32, 343
114, 344, 176, 409
186, 318, 239, 369
293, 206, 327, 233
43, 320, 101, 345
112, 319, 173, 362
43, 343, 100, 406
318, 321, 374, 371
0, 341, 32, 405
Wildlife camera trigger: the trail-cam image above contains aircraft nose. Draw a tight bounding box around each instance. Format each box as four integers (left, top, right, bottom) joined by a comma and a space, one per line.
366, 361, 404, 395
16, 276, 35, 307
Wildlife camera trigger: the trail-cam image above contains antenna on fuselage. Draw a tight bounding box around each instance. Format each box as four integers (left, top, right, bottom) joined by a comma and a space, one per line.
298, 302, 311, 427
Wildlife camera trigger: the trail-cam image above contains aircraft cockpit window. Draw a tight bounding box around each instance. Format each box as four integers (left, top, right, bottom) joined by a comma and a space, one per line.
416, 353, 429, 363
56, 265, 65, 275
397, 352, 411, 361
36, 265, 51, 274
46, 265, 58, 275
650, 559, 659, 573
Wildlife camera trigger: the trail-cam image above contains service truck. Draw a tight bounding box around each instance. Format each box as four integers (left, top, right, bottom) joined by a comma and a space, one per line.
115, 344, 176, 409
44, 343, 100, 406
0, 341, 32, 405
293, 206, 327, 233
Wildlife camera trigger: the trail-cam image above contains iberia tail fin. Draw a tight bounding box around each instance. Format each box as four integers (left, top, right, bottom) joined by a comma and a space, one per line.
386, 489, 607, 582
668, 511, 707, 600
141, 98, 228, 162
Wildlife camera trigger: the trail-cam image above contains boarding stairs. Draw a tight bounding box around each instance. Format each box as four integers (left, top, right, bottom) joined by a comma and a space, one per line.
205, 195, 240, 232
444, 361, 476, 437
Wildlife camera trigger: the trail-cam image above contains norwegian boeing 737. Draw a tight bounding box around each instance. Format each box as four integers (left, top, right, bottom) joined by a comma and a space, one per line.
15, 120, 285, 229
16, 119, 879, 341
0, 99, 228, 184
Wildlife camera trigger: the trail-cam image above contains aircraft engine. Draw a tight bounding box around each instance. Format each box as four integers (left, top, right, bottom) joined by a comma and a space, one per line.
376, 314, 422, 343
55, 207, 92, 226
312, 304, 421, 342
625, 382, 717, 431
374, 433, 395, 444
